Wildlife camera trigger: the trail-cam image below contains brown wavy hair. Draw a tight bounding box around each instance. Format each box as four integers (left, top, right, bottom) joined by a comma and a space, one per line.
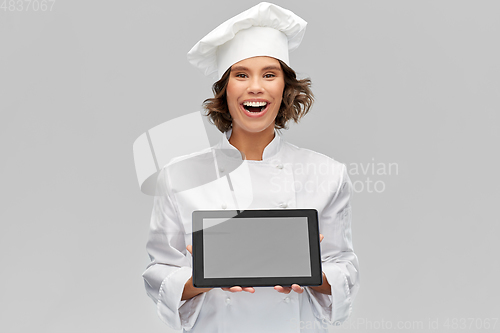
203, 60, 314, 133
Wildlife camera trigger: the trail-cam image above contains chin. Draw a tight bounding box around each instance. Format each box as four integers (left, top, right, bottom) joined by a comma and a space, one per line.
232, 116, 278, 134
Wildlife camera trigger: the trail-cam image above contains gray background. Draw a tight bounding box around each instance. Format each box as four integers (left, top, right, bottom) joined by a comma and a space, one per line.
1, 0, 499, 332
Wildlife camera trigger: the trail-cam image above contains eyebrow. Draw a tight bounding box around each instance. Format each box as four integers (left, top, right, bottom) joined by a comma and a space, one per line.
231, 65, 282, 72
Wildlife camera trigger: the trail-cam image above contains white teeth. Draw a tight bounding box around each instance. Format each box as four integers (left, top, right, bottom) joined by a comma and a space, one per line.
243, 101, 267, 107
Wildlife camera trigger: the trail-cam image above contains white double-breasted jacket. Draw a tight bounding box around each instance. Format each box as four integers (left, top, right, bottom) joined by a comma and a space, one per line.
143, 128, 360, 332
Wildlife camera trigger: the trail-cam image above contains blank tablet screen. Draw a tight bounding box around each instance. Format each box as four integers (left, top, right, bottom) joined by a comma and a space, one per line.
202, 216, 311, 278
192, 209, 322, 288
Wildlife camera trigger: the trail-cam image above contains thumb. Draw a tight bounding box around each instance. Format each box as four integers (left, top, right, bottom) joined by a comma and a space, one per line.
187, 245, 193, 255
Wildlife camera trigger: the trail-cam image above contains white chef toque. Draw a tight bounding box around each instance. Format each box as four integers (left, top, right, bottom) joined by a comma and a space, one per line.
187, 2, 307, 80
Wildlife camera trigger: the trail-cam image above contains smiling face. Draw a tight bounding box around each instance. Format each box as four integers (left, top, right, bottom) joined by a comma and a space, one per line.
226, 56, 285, 136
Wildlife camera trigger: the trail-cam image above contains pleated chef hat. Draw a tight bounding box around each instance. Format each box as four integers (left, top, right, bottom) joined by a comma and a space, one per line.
187, 2, 307, 80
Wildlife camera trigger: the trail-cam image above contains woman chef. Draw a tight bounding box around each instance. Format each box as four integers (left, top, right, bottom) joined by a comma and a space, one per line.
142, 2, 360, 332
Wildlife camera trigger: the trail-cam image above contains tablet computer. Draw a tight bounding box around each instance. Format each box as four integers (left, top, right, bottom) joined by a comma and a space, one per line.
192, 209, 322, 288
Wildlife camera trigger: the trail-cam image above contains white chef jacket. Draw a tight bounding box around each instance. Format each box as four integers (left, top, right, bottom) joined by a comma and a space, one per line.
142, 128, 360, 332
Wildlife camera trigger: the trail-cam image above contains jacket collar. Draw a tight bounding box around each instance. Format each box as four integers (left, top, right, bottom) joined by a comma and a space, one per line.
219, 127, 282, 161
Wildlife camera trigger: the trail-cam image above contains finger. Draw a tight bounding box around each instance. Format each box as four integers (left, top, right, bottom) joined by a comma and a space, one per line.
221, 286, 244, 293
242, 287, 255, 293
320, 234, 324, 242
274, 285, 292, 294
186, 245, 192, 255
291, 284, 304, 294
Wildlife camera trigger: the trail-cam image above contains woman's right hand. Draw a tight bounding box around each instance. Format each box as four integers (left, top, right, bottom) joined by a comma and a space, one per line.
184, 245, 255, 299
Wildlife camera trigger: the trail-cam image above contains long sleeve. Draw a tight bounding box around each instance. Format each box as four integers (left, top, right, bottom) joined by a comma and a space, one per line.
142, 166, 206, 331
304, 163, 360, 325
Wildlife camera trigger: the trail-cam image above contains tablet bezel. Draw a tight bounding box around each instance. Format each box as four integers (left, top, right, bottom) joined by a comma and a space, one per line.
192, 209, 322, 288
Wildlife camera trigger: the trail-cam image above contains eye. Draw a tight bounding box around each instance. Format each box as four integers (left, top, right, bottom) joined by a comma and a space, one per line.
235, 73, 248, 78
264, 73, 276, 78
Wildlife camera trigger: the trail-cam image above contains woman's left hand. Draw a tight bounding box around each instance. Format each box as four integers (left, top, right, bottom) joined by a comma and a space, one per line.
274, 233, 324, 294
274, 284, 305, 294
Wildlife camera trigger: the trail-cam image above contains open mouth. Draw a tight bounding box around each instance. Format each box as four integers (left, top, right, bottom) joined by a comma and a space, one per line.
242, 101, 268, 113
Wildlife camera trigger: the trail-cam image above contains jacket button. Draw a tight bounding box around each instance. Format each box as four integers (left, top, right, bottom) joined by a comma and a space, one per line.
221, 203, 227, 209
284, 296, 290, 303
276, 164, 283, 169
278, 202, 288, 208
225, 297, 231, 305
219, 167, 225, 173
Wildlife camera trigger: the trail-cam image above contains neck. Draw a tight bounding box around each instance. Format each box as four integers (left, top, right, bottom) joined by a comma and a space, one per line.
228, 126, 275, 161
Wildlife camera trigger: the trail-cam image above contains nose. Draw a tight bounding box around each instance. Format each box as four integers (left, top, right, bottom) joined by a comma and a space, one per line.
247, 77, 264, 94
